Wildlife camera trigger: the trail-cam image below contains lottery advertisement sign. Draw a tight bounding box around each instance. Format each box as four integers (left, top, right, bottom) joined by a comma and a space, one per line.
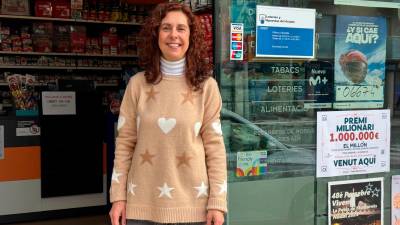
317, 109, 390, 177
334, 15, 387, 109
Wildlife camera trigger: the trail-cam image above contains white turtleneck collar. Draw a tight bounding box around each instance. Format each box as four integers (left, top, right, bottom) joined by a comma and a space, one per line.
160, 57, 186, 76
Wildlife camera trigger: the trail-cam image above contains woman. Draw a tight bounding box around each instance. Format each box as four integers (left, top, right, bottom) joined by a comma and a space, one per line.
109, 2, 227, 225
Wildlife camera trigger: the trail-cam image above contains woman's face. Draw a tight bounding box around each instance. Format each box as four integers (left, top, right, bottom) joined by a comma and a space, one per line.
158, 10, 190, 61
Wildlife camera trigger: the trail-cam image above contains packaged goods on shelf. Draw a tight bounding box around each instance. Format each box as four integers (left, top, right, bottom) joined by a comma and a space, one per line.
35, 0, 52, 17
6, 73, 38, 111
52, 0, 71, 19
54, 25, 71, 53
0, 26, 11, 51
71, 0, 83, 19
96, 0, 110, 22
21, 26, 33, 52
102, 27, 118, 55
53, 0, 71, 18
86, 37, 101, 54
197, 13, 213, 62
70, 25, 86, 53
109, 27, 118, 55
118, 39, 127, 55
110, 2, 122, 22
32, 22, 53, 52
127, 33, 137, 55
1, 0, 30, 16
11, 34, 22, 52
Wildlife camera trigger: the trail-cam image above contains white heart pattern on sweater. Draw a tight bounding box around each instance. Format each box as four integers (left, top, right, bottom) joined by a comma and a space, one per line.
117, 116, 126, 131
194, 122, 202, 137
158, 118, 176, 134
212, 121, 223, 136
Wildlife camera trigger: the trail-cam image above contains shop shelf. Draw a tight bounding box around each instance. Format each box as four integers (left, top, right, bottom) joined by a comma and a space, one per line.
0, 65, 122, 70
0, 14, 143, 26
0, 51, 138, 58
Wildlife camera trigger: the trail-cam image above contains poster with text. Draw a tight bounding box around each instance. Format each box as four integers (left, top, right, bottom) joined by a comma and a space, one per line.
317, 109, 390, 177
334, 15, 387, 109
304, 61, 334, 109
256, 5, 315, 58
328, 178, 383, 225
392, 175, 400, 225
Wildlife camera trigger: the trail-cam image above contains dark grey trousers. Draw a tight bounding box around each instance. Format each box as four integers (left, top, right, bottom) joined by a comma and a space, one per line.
127, 220, 204, 225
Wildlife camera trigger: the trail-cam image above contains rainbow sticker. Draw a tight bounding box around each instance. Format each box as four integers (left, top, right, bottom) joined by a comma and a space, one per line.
236, 150, 268, 177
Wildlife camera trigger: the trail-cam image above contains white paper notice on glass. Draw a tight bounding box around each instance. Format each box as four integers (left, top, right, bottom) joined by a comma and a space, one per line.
256, 5, 315, 58
316, 109, 390, 177
0, 125, 4, 159
42, 92, 76, 115
393, 175, 400, 225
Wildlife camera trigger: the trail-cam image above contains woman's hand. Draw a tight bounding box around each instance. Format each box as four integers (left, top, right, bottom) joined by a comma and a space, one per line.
109, 200, 127, 225
206, 209, 225, 225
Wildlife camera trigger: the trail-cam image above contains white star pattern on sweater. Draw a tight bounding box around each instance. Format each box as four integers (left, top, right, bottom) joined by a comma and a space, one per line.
218, 180, 227, 194
128, 182, 137, 195
194, 182, 208, 198
112, 170, 122, 183
194, 122, 201, 137
158, 183, 174, 199
136, 116, 140, 132
117, 116, 126, 131
212, 121, 223, 136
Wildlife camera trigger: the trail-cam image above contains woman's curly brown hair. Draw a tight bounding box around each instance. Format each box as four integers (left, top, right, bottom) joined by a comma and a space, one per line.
138, 2, 212, 90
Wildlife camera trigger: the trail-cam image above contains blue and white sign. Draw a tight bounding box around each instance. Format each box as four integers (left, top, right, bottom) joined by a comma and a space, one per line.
256, 5, 316, 58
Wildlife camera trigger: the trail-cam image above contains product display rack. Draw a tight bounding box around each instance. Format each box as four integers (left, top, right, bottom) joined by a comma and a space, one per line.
0, 6, 144, 116
0, 14, 141, 69
0, 65, 124, 70
0, 14, 143, 26
0, 81, 117, 86
0, 15, 141, 66
0, 51, 138, 58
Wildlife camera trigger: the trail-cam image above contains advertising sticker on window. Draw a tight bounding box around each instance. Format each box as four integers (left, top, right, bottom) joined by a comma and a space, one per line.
328, 178, 383, 225
255, 5, 315, 58
334, 15, 387, 109
248, 63, 309, 119
230, 23, 244, 61
392, 175, 400, 225
304, 61, 334, 109
317, 109, 390, 177
236, 150, 268, 177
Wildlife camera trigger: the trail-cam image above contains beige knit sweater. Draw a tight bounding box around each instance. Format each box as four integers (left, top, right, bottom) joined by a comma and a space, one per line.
110, 72, 227, 223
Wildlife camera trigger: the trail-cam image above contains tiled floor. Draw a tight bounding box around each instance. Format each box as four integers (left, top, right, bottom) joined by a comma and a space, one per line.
9, 215, 110, 225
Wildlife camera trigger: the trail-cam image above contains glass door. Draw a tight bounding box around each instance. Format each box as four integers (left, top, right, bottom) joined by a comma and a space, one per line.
214, 1, 400, 225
